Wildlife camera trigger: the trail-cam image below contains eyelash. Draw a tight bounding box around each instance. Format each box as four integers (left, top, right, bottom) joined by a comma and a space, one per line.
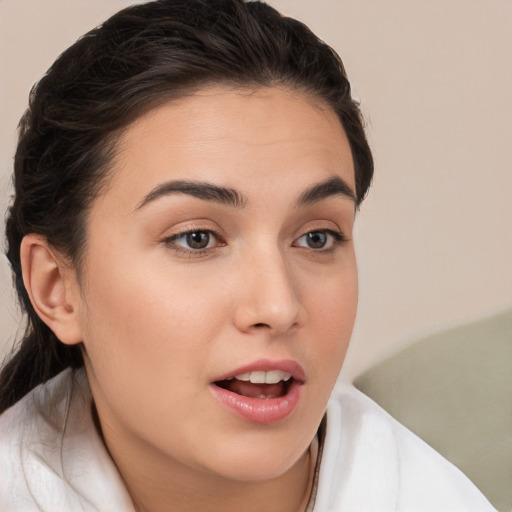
163, 227, 347, 257
163, 229, 225, 257
293, 229, 346, 251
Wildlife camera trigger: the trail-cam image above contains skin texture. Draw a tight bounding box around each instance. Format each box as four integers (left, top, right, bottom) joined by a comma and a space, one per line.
23, 87, 358, 512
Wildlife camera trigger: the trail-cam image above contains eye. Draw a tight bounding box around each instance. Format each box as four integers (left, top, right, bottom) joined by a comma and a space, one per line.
181, 231, 212, 250
164, 229, 222, 253
293, 229, 345, 250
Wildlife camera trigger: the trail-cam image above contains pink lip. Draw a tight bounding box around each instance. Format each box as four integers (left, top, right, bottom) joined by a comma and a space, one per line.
210, 359, 305, 425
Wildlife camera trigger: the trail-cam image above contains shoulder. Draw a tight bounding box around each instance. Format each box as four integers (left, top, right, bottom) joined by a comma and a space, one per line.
0, 368, 134, 512
313, 384, 496, 512
0, 369, 74, 509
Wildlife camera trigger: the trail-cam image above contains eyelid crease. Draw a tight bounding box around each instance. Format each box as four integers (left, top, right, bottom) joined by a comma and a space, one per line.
159, 219, 223, 239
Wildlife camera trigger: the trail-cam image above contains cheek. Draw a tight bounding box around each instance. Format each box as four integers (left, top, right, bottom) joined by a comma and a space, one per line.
305, 260, 358, 370
78, 264, 226, 428
78, 250, 237, 401
307, 252, 358, 317
81, 269, 217, 353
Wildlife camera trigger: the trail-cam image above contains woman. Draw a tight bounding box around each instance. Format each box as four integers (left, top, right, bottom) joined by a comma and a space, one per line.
0, 1, 496, 511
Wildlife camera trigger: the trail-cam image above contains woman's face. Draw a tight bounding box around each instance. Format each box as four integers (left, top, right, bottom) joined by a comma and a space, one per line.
74, 87, 358, 482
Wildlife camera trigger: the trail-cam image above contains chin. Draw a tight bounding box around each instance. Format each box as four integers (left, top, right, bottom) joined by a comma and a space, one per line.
196, 426, 313, 483
210, 456, 301, 483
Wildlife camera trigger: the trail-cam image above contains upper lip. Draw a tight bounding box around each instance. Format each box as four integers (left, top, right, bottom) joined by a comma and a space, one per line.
211, 358, 306, 383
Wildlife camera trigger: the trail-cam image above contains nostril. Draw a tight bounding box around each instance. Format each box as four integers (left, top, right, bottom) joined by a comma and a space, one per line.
253, 322, 271, 329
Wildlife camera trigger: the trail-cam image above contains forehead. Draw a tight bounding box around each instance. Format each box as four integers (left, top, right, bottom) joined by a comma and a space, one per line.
101, 86, 354, 209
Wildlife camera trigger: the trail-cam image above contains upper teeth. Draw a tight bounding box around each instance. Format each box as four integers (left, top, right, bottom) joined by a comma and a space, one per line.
232, 370, 292, 384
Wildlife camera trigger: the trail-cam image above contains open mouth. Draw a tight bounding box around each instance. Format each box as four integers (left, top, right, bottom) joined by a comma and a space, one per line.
214, 370, 295, 399
210, 364, 305, 423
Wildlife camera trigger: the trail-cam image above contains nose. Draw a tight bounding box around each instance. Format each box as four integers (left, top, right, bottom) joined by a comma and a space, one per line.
232, 249, 305, 336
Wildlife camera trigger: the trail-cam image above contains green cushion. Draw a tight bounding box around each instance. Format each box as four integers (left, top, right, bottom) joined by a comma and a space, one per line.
354, 309, 512, 512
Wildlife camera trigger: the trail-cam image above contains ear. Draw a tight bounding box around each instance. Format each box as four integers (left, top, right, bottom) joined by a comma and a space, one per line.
20, 234, 83, 345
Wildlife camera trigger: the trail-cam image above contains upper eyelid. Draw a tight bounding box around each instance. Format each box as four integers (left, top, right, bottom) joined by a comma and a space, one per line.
293, 221, 345, 238
294, 228, 346, 244
160, 218, 347, 241
168, 227, 218, 238
164, 226, 345, 240
162, 222, 223, 238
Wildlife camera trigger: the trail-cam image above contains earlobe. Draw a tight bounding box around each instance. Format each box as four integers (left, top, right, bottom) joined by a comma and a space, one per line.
20, 234, 83, 345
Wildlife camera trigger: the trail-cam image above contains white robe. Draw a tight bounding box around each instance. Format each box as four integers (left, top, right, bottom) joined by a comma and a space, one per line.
0, 368, 496, 512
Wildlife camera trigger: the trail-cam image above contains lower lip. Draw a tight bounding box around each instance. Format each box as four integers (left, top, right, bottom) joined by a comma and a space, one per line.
209, 380, 303, 425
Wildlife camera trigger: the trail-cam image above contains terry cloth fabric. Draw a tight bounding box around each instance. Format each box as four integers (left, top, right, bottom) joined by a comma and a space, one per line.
0, 368, 496, 512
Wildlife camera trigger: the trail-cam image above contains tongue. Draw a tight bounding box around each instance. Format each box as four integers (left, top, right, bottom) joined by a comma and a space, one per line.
224, 380, 286, 398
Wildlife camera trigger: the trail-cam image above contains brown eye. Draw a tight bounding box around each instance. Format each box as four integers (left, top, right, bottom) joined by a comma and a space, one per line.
167, 230, 218, 251
185, 231, 211, 249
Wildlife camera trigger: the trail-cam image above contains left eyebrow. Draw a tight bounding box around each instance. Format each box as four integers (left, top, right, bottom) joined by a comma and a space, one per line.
295, 175, 356, 207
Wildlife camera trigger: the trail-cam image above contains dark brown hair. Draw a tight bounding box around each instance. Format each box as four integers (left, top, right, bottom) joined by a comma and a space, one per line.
1, 0, 373, 412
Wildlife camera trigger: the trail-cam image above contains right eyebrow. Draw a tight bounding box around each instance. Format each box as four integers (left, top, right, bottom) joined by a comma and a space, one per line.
295, 175, 356, 207
134, 180, 248, 211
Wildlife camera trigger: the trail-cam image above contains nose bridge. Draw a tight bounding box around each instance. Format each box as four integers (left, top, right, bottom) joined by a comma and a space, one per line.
233, 242, 303, 335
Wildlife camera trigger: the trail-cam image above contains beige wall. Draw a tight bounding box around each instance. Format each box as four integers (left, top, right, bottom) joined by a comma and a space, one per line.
1, 0, 511, 382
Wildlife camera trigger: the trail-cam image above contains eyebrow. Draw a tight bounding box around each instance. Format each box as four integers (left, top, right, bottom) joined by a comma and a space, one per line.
135, 174, 356, 212
135, 180, 248, 210
295, 175, 356, 207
